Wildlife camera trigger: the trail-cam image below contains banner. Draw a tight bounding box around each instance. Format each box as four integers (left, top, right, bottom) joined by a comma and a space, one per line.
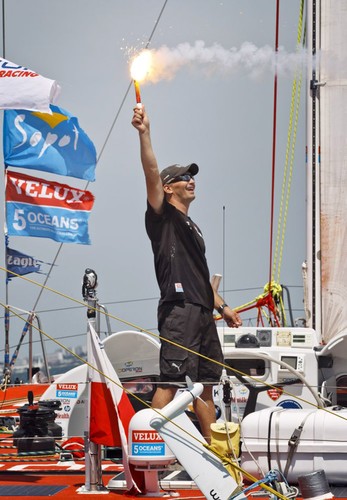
6, 247, 49, 281
4, 105, 97, 181
5, 171, 94, 245
89, 322, 140, 492
0, 57, 60, 113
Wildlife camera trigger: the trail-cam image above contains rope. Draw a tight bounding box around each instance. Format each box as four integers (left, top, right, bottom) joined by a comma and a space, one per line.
205, 445, 289, 500
272, 0, 305, 284
225, 281, 285, 327
237, 0, 304, 327
0, 269, 343, 424
3, 298, 347, 425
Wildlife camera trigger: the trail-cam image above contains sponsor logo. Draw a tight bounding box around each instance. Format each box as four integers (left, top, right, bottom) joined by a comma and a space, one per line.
0, 59, 39, 78
131, 443, 165, 456
119, 362, 143, 374
7, 254, 40, 269
57, 384, 78, 390
171, 361, 182, 373
267, 388, 283, 401
56, 385, 78, 399
9, 176, 87, 204
277, 399, 302, 409
132, 431, 163, 442
231, 397, 247, 403
57, 390, 77, 398
131, 430, 165, 456
57, 412, 70, 419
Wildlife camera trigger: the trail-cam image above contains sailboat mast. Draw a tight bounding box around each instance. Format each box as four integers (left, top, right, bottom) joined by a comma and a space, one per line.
306, 0, 322, 337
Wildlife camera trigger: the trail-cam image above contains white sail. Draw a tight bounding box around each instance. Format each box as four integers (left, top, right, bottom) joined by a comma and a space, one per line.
319, 1, 347, 343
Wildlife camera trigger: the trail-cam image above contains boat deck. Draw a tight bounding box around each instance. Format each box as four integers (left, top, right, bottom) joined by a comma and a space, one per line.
0, 460, 203, 500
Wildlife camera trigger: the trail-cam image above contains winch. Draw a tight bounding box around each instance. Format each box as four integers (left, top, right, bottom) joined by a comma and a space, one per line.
13, 391, 61, 454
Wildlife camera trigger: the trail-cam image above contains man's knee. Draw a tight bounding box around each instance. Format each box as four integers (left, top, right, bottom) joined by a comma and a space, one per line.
151, 386, 177, 408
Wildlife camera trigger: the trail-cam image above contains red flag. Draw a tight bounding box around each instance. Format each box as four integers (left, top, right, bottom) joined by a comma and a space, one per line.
89, 323, 140, 492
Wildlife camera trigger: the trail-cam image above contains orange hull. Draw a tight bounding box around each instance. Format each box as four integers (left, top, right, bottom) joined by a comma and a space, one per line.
0, 384, 49, 413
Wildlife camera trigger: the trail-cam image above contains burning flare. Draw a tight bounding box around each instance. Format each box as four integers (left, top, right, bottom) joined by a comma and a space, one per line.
130, 50, 152, 104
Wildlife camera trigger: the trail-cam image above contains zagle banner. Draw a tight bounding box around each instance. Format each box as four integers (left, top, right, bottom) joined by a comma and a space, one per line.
5, 171, 95, 245
0, 58, 60, 113
6, 247, 47, 281
4, 105, 97, 181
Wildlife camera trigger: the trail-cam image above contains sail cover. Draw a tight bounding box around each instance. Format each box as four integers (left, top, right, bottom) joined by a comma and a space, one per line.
319, 1, 347, 342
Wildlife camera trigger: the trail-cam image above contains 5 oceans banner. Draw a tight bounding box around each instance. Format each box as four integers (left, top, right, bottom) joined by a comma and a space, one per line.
6, 171, 95, 244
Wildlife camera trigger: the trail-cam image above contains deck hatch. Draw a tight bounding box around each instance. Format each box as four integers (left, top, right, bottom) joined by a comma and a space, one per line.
0, 485, 67, 496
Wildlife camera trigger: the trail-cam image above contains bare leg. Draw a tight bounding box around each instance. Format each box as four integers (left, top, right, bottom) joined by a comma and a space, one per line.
193, 385, 215, 444
151, 386, 177, 409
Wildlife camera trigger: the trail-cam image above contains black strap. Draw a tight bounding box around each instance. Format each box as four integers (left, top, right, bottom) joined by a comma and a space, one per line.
267, 409, 275, 471
284, 411, 315, 477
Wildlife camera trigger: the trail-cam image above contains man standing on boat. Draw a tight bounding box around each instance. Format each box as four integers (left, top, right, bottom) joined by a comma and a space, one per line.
132, 105, 242, 442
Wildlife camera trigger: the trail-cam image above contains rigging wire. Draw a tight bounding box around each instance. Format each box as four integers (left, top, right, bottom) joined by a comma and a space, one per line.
260, 0, 305, 327
1, 285, 302, 316
268, 0, 280, 295
2, 0, 169, 367
272, 0, 305, 283
4, 298, 347, 428
28, 0, 169, 304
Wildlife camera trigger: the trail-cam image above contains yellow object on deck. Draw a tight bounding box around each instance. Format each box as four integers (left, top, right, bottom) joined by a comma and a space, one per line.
210, 422, 242, 485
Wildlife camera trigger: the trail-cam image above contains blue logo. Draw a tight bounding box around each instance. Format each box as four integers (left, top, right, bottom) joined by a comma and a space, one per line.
277, 399, 302, 409
132, 443, 165, 456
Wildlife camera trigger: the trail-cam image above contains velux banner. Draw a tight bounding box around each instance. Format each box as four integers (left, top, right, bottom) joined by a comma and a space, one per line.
5, 171, 95, 244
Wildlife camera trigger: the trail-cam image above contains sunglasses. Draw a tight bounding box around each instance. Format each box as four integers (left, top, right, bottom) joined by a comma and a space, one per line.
167, 174, 194, 184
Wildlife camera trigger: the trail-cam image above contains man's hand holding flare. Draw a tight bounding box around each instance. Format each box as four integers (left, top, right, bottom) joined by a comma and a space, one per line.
131, 105, 149, 135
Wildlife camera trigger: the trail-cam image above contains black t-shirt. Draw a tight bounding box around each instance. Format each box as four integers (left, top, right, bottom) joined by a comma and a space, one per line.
145, 199, 214, 310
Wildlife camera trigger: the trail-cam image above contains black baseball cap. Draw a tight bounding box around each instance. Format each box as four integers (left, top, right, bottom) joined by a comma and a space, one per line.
160, 163, 199, 185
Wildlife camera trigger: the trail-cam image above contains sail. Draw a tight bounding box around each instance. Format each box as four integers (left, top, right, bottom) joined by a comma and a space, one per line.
319, 1, 347, 342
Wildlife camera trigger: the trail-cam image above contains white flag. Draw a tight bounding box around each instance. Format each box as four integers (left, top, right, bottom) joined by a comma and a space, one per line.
0, 57, 60, 113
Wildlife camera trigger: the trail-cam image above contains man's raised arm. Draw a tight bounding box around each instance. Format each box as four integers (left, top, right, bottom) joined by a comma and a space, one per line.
132, 105, 164, 213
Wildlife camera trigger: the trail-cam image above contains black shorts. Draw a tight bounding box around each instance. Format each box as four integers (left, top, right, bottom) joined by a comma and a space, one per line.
157, 302, 224, 384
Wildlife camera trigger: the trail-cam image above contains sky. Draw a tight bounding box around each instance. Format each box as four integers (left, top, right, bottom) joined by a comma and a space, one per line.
0, 0, 307, 364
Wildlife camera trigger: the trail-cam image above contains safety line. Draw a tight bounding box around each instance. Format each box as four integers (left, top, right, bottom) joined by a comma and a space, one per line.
4, 0, 169, 341
1, 292, 347, 426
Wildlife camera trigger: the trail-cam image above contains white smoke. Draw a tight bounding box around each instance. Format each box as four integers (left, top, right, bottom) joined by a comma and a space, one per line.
143, 40, 308, 83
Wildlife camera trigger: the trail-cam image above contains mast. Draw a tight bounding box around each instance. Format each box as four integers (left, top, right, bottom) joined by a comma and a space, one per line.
307, 0, 347, 343
80, 268, 105, 494
306, 0, 322, 337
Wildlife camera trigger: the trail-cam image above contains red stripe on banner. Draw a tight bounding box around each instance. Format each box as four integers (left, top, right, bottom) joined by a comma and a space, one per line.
90, 381, 135, 447
6, 171, 94, 210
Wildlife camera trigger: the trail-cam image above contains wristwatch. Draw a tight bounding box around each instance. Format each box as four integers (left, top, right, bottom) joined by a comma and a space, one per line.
217, 303, 228, 315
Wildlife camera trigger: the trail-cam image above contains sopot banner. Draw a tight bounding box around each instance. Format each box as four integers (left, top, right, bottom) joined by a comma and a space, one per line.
3, 105, 97, 181
5, 171, 95, 244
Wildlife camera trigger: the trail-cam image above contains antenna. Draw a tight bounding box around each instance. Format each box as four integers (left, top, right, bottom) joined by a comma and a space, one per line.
222, 205, 226, 308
